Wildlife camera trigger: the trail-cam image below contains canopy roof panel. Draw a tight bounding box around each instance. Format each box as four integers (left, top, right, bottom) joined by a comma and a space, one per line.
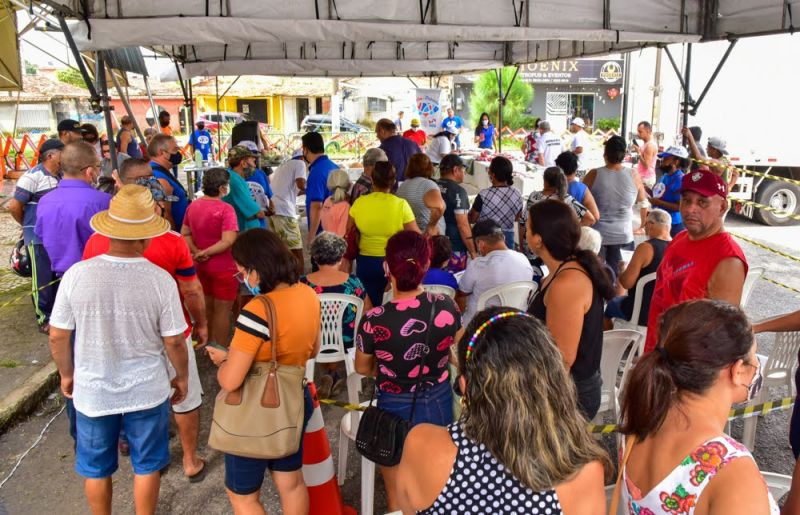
42, 0, 799, 78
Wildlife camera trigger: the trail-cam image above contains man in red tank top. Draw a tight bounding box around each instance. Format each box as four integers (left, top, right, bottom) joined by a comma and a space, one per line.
645, 170, 748, 352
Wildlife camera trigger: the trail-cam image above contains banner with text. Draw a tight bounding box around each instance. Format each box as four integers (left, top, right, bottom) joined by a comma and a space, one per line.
415, 88, 444, 135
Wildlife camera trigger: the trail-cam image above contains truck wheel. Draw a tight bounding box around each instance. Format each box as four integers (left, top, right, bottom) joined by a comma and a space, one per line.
753, 180, 800, 226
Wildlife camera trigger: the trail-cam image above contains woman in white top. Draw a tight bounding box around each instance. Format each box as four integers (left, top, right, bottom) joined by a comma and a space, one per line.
618, 299, 778, 515
425, 128, 456, 164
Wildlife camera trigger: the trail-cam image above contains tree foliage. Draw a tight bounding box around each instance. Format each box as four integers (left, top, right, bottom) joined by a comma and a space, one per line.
24, 60, 37, 75
469, 67, 534, 130
56, 68, 88, 89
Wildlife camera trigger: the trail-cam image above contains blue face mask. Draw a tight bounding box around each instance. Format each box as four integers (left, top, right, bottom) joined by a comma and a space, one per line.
244, 273, 261, 296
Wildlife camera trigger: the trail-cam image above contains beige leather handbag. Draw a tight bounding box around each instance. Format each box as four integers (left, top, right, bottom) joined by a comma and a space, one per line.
208, 295, 307, 459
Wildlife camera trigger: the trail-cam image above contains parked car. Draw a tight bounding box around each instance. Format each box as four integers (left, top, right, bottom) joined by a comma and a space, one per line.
300, 114, 369, 133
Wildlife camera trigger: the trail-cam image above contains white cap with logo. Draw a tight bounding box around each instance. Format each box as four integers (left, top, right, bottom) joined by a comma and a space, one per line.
571, 117, 585, 128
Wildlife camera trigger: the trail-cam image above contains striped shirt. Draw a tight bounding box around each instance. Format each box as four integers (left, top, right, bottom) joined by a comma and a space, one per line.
396, 177, 446, 234
14, 163, 60, 245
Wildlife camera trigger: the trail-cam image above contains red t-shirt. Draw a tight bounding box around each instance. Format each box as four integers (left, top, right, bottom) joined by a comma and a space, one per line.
182, 197, 238, 274
645, 231, 747, 352
83, 231, 197, 338
402, 129, 427, 147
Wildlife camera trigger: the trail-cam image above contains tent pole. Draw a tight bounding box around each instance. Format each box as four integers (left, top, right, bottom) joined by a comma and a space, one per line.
690, 39, 737, 115
188, 79, 195, 154
142, 75, 159, 128
216, 76, 222, 151
496, 68, 503, 152
681, 43, 692, 140
620, 52, 631, 138
96, 52, 118, 173
56, 13, 100, 111
107, 66, 146, 144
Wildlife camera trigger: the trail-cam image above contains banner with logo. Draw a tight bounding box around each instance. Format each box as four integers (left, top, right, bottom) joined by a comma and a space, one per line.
415, 88, 443, 135
519, 59, 624, 85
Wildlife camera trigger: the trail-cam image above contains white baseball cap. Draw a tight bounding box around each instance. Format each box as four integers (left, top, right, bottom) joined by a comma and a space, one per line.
571, 117, 585, 128
707, 136, 728, 155
657, 145, 690, 160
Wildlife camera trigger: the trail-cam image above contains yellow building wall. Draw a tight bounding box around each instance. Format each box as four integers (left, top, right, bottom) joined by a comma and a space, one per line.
195, 95, 285, 132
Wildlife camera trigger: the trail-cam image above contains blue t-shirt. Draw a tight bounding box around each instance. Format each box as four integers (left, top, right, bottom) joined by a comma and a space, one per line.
441, 116, 463, 131
652, 170, 685, 225
568, 180, 588, 204
423, 268, 459, 291
476, 125, 496, 149
379, 135, 421, 183
189, 129, 213, 160
306, 155, 338, 230
151, 162, 189, 231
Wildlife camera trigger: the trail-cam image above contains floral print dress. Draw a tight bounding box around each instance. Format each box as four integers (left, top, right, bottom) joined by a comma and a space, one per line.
622, 435, 779, 514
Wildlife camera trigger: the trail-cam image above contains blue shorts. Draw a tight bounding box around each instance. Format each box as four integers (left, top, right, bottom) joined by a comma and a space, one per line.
75, 400, 170, 478
224, 385, 314, 495
604, 296, 629, 321
377, 380, 453, 428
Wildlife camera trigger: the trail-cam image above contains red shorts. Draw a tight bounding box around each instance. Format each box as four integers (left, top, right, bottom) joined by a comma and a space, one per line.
197, 269, 239, 301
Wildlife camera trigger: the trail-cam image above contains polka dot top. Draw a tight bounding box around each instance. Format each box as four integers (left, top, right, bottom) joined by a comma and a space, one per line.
418, 423, 562, 514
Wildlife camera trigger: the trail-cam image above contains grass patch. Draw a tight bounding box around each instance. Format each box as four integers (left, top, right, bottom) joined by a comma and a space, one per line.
0, 358, 21, 368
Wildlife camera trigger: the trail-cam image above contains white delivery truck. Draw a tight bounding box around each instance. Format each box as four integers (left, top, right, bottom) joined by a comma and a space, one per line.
626, 34, 800, 226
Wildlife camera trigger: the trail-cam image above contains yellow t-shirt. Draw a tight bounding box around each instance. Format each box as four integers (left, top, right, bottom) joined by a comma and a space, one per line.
349, 192, 416, 257
231, 283, 320, 365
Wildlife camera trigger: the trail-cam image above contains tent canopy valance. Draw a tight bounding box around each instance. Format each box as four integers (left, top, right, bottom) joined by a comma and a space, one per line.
38, 0, 798, 78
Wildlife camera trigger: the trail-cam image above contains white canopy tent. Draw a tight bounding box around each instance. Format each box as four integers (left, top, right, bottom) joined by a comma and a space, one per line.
37, 0, 799, 79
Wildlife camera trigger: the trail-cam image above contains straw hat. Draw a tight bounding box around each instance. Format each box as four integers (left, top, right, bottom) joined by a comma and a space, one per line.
90, 184, 171, 240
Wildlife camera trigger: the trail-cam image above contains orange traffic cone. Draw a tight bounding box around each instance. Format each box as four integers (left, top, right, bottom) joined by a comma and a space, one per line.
303, 381, 357, 515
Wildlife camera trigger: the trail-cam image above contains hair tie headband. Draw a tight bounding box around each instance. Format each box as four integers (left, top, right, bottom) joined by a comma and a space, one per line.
466, 311, 530, 360
405, 258, 416, 264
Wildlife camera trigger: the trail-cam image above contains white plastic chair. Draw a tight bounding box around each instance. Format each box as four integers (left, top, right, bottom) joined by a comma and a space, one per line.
476, 280, 538, 311
740, 266, 765, 309
336, 371, 377, 515
305, 293, 364, 382
422, 284, 456, 298
612, 271, 657, 341
594, 330, 645, 428
741, 330, 800, 449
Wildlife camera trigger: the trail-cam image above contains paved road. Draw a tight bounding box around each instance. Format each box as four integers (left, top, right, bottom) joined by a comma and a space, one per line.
0, 214, 799, 514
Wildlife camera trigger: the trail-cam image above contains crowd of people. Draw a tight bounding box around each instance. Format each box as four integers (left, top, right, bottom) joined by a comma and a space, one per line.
7, 111, 798, 514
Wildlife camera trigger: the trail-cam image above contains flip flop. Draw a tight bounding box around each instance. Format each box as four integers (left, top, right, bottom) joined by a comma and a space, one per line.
187, 460, 207, 483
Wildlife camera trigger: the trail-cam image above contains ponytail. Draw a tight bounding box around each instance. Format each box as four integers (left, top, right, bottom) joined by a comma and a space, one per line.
619, 349, 677, 440
573, 249, 615, 300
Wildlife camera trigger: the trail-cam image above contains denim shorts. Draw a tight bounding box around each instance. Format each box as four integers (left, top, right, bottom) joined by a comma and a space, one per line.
377, 380, 453, 428
224, 385, 314, 495
75, 400, 170, 478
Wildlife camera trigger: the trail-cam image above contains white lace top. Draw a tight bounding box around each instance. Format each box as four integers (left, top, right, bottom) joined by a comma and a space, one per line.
50, 255, 187, 416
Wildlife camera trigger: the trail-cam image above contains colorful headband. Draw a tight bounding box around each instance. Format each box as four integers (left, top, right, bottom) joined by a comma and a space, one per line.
465, 311, 531, 360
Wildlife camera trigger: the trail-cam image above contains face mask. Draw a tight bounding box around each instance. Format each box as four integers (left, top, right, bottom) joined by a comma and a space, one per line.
745, 360, 763, 402
659, 165, 673, 175
482, 119, 489, 127
243, 166, 255, 177
245, 273, 261, 296
169, 151, 183, 166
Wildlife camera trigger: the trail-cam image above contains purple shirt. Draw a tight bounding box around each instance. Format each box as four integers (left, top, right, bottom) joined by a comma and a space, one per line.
34, 179, 111, 274
379, 135, 421, 183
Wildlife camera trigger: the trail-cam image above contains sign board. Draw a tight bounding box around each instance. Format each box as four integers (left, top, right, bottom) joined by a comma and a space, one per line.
519, 59, 624, 85
414, 88, 443, 135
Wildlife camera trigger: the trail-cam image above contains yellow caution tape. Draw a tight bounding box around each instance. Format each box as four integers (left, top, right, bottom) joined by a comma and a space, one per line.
729, 198, 800, 222
691, 157, 800, 188
729, 232, 800, 264
0, 277, 61, 310
320, 396, 794, 434
760, 276, 800, 296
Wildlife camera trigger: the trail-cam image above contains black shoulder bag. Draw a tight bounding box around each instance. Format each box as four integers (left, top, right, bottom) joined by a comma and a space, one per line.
355, 299, 437, 467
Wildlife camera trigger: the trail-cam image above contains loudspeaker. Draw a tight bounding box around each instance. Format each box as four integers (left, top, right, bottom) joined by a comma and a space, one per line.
231, 121, 260, 147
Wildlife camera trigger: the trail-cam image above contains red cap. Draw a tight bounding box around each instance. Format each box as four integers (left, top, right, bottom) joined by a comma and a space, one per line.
680, 170, 727, 199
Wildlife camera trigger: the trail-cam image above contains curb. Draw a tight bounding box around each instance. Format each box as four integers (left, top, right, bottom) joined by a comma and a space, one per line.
0, 361, 58, 434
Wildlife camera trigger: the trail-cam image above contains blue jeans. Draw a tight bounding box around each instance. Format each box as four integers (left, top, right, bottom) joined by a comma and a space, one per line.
356, 254, 387, 307
604, 296, 628, 321
377, 380, 453, 428
502, 230, 515, 250
600, 242, 635, 275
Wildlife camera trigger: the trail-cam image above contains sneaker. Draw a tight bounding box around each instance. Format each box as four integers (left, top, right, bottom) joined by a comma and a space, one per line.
316, 374, 334, 399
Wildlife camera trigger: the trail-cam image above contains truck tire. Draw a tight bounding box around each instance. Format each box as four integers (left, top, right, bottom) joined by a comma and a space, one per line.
753, 180, 800, 226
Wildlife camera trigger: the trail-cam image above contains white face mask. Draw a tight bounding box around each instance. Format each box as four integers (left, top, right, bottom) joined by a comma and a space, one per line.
482, 119, 489, 127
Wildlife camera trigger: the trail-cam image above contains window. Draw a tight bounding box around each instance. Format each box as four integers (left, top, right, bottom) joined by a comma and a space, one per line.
367, 97, 387, 112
